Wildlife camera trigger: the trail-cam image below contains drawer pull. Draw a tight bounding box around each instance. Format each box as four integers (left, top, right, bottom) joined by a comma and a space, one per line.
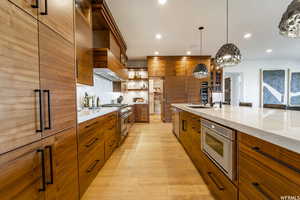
207, 172, 225, 191
85, 138, 99, 148
252, 182, 273, 200
86, 160, 100, 173
251, 147, 300, 174
85, 122, 98, 129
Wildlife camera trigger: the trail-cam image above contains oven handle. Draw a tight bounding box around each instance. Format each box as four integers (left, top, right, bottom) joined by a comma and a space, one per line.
207, 172, 225, 191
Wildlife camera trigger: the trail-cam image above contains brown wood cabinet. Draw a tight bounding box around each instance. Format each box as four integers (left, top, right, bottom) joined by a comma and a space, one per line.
9, 0, 38, 17
238, 132, 300, 199
0, 0, 41, 154
0, 140, 43, 200
78, 112, 118, 197
39, 23, 76, 138
76, 2, 94, 86
134, 104, 149, 122
38, 0, 74, 43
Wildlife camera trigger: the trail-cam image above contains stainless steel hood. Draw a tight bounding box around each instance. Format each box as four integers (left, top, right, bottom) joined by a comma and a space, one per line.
94, 68, 123, 81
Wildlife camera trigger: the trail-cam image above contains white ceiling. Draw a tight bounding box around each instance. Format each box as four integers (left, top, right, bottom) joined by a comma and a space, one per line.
106, 0, 300, 60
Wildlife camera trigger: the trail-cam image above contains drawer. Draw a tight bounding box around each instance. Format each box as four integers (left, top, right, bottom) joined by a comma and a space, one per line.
102, 112, 117, 123
79, 117, 102, 134
202, 155, 237, 200
79, 140, 105, 197
239, 132, 300, 186
239, 151, 300, 199
105, 135, 117, 161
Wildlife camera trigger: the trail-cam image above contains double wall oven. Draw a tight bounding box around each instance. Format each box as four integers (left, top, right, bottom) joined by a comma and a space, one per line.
201, 119, 236, 181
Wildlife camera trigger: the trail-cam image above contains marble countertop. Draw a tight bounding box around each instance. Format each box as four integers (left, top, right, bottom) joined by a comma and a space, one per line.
77, 107, 119, 124
172, 104, 300, 154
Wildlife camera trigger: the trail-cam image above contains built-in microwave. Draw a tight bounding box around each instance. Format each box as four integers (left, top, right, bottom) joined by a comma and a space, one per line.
201, 119, 236, 181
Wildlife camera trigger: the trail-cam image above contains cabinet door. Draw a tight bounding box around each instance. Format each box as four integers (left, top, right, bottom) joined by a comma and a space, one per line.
75, 7, 93, 86
0, 140, 44, 200
38, 0, 74, 43
39, 23, 76, 137
9, 0, 38, 17
43, 127, 79, 200
0, 1, 41, 154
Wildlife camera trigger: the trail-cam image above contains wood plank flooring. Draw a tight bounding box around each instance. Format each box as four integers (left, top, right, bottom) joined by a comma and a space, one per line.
82, 115, 214, 200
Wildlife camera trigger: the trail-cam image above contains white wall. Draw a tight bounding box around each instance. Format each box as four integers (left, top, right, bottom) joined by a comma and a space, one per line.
77, 75, 122, 108
223, 59, 300, 107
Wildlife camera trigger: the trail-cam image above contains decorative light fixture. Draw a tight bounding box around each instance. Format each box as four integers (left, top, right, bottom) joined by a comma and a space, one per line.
215, 0, 242, 68
193, 27, 208, 79
279, 0, 300, 38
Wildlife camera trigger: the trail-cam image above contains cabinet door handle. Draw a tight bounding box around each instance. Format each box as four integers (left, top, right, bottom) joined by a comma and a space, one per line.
45, 145, 54, 185
31, 0, 39, 8
182, 120, 187, 131
43, 90, 51, 130
35, 89, 43, 133
207, 172, 225, 191
252, 182, 273, 200
86, 160, 100, 173
40, 0, 48, 15
251, 147, 300, 174
85, 138, 99, 148
38, 149, 46, 192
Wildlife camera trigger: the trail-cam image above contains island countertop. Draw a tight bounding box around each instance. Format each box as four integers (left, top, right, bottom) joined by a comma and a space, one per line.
172, 104, 300, 154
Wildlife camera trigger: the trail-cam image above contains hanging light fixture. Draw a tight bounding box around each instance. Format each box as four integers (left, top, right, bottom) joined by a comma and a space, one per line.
279, 0, 300, 38
215, 0, 242, 68
193, 27, 208, 79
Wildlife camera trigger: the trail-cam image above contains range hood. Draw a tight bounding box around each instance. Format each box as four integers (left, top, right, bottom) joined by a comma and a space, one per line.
94, 68, 123, 81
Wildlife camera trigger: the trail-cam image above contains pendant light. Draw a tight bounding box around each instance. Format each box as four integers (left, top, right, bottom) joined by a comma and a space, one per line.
279, 0, 300, 38
193, 27, 208, 79
215, 0, 242, 68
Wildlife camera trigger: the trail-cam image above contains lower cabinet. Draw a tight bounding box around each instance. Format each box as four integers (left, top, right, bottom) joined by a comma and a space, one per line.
78, 112, 118, 197
0, 127, 79, 200
135, 104, 149, 122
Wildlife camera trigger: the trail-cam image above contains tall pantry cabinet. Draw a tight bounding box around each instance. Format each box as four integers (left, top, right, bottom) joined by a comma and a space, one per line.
0, 0, 78, 199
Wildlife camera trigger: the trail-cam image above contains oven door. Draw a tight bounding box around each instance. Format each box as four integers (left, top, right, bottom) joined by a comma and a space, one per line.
201, 126, 233, 180
121, 114, 128, 136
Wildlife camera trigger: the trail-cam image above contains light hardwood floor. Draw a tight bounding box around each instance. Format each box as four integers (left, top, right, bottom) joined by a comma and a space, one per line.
82, 115, 214, 200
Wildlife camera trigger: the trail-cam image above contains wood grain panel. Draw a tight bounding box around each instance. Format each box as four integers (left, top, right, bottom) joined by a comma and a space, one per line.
134, 104, 149, 122
38, 0, 74, 43
76, 7, 94, 86
39, 23, 76, 138
0, 1, 41, 154
109, 33, 121, 60
8, 0, 38, 18
147, 57, 166, 77
0, 140, 43, 200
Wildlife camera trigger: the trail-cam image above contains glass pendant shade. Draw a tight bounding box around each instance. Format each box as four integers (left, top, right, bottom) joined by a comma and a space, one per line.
279, 0, 300, 38
215, 43, 242, 67
193, 64, 208, 79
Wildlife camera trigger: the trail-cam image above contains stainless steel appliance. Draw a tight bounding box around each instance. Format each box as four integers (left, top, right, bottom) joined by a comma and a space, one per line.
171, 107, 180, 138
201, 119, 236, 181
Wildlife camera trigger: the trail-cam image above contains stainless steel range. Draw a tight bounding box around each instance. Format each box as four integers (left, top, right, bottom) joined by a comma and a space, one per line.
102, 104, 133, 145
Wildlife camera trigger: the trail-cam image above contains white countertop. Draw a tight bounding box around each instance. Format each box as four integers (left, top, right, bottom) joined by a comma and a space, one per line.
172, 104, 300, 154
77, 107, 119, 124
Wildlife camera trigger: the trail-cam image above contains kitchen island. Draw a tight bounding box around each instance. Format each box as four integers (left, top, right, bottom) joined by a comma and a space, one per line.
172, 104, 300, 200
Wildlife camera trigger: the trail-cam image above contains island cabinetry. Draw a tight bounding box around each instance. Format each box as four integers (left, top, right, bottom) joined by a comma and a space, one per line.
238, 132, 300, 199
78, 112, 118, 197
135, 104, 149, 122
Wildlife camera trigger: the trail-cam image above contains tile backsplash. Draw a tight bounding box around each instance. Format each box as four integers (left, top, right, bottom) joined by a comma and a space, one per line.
77, 75, 122, 108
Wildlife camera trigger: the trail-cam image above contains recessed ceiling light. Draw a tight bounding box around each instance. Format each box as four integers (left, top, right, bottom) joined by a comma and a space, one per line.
243, 33, 252, 39
155, 34, 162, 40
266, 49, 273, 53
186, 51, 191, 55
154, 51, 159, 55
158, 0, 167, 5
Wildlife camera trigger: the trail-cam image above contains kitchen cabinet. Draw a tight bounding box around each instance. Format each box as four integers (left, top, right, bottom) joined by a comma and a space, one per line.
38, 0, 74, 43
78, 112, 118, 197
76, 2, 94, 86
135, 104, 149, 122
0, 1, 41, 154
43, 127, 79, 200
9, 0, 38, 18
148, 57, 167, 77
39, 23, 76, 138
0, 140, 43, 200
238, 132, 300, 199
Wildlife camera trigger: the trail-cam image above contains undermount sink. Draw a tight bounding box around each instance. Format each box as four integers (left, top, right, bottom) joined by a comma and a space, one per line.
187, 105, 211, 109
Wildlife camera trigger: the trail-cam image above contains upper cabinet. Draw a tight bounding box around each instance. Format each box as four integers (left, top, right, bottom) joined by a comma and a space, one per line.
38, 0, 74, 43
76, 0, 94, 86
0, 1, 41, 154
